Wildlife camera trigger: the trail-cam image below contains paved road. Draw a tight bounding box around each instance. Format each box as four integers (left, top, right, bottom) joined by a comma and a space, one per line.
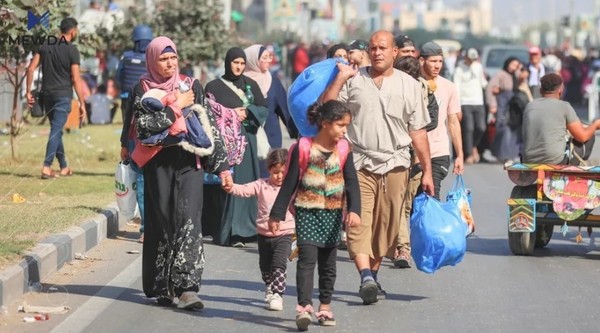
4, 142, 600, 332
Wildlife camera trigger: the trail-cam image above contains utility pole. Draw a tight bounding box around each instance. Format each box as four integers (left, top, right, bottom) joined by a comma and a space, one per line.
569, 0, 575, 47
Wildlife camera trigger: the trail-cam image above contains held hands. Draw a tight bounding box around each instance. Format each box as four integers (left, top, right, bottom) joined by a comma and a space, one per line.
268, 218, 280, 235
175, 89, 195, 109
344, 212, 361, 227
220, 170, 233, 192
234, 107, 247, 122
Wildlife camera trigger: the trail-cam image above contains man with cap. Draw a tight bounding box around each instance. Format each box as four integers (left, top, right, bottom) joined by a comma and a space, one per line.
322, 30, 434, 305
347, 39, 370, 67
528, 46, 545, 98
395, 35, 416, 57
419, 41, 464, 197
453, 48, 487, 164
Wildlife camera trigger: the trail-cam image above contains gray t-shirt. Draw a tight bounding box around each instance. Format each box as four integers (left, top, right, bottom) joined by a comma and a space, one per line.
521, 98, 579, 164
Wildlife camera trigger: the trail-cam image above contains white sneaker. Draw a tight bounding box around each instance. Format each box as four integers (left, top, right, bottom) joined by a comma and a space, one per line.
264, 286, 274, 303
177, 291, 204, 310
267, 293, 283, 311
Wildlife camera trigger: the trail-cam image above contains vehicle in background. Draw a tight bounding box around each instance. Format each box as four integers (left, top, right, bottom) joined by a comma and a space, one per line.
480, 44, 529, 79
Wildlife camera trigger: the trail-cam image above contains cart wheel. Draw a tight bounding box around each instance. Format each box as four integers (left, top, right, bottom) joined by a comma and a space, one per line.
508, 185, 537, 255
534, 224, 554, 248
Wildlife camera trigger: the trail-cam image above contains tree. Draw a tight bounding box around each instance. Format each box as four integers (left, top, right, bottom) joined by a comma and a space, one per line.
152, 0, 231, 65
0, 0, 71, 160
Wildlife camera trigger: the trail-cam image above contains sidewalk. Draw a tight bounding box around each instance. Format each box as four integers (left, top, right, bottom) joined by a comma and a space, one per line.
0, 203, 124, 308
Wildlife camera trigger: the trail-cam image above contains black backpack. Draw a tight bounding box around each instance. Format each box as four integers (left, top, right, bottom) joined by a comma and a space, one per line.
507, 91, 529, 129
424, 91, 439, 132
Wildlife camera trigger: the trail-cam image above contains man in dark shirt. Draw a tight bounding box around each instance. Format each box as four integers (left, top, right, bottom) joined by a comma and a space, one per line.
26, 17, 87, 179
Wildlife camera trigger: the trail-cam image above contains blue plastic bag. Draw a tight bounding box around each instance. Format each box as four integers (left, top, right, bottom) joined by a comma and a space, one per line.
446, 175, 475, 236
287, 58, 341, 137
203, 167, 233, 185
410, 193, 467, 274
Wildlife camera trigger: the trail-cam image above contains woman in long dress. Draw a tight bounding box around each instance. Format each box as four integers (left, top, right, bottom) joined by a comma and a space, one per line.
486, 56, 521, 163
244, 44, 297, 177
203, 47, 269, 247
127, 36, 230, 308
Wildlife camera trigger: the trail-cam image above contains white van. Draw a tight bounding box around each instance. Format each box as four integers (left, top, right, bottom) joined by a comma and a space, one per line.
480, 44, 529, 78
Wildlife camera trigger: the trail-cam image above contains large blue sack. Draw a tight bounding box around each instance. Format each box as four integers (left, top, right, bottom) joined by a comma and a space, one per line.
287, 58, 341, 137
410, 193, 467, 274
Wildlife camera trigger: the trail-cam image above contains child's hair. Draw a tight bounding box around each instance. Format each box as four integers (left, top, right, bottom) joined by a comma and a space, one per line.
266, 148, 288, 169
394, 56, 420, 80
306, 100, 351, 129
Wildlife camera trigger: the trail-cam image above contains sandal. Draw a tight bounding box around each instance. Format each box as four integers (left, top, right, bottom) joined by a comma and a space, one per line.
41, 170, 58, 179
295, 304, 314, 331
59, 167, 73, 176
316, 310, 336, 326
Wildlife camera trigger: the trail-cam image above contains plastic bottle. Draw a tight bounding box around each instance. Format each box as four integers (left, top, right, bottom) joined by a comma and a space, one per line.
244, 84, 254, 106
179, 81, 190, 93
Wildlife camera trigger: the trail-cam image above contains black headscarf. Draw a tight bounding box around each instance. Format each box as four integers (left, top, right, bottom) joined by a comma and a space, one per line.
326, 43, 348, 59
223, 47, 247, 90
502, 56, 520, 92
205, 47, 266, 109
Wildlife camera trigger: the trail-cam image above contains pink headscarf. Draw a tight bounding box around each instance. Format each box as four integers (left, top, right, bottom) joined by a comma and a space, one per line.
244, 44, 272, 98
140, 36, 180, 92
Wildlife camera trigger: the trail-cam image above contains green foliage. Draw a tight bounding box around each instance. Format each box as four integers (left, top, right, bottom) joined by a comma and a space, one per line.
0, 0, 72, 62
80, 6, 150, 58
153, 0, 231, 64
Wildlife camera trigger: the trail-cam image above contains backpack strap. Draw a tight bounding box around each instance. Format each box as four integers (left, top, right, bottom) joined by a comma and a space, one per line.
297, 137, 312, 181
336, 139, 350, 169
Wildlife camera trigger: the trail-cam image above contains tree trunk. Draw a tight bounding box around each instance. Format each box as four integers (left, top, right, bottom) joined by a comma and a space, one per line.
9, 66, 22, 160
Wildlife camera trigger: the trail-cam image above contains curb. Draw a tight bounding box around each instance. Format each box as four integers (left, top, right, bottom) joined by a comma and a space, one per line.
0, 202, 124, 307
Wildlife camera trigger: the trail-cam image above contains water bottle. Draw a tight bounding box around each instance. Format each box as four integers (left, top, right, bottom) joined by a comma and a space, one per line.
179, 81, 190, 93
244, 84, 254, 106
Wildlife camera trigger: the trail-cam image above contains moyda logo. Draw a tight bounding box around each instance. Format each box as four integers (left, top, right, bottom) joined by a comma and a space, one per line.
28, 10, 50, 30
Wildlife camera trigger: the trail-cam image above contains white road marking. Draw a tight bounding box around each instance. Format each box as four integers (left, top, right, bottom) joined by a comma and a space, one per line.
49, 256, 142, 333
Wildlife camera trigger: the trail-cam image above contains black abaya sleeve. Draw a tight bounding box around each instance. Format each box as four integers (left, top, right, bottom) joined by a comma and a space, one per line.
270, 145, 300, 221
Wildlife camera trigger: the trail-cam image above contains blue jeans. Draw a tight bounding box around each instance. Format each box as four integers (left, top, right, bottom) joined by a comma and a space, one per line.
43, 96, 72, 168
127, 139, 145, 233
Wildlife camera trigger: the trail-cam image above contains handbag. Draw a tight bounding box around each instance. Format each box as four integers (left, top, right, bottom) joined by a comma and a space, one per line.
446, 175, 475, 236
31, 66, 45, 118
256, 126, 271, 160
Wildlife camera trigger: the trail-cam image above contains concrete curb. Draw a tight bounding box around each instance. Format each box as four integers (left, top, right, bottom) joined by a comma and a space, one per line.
0, 202, 124, 307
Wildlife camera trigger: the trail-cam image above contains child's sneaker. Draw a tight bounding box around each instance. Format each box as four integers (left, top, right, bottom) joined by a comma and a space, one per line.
295, 304, 314, 331
264, 285, 274, 302
267, 293, 283, 311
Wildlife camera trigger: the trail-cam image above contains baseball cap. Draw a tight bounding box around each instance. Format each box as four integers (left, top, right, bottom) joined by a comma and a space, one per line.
348, 39, 368, 52
529, 46, 541, 55
395, 35, 415, 48
466, 48, 479, 60
419, 42, 443, 57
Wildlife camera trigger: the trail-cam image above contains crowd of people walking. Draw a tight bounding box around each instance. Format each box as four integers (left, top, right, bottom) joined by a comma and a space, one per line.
24, 15, 600, 331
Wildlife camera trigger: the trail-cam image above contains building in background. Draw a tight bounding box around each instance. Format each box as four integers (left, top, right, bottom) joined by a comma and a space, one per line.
393, 0, 492, 36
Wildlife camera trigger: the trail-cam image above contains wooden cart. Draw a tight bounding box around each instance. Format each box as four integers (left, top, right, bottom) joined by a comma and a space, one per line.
505, 163, 600, 255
